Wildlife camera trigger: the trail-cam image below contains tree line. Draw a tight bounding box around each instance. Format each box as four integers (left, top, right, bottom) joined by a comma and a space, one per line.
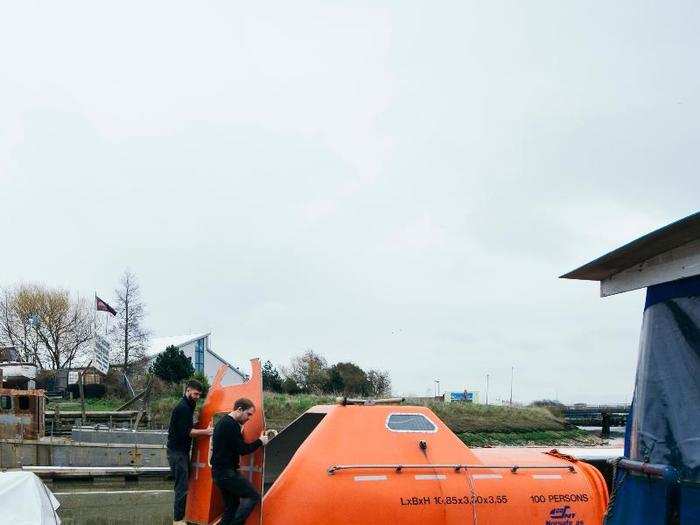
1, 275, 391, 399
262, 350, 391, 397
0, 270, 149, 372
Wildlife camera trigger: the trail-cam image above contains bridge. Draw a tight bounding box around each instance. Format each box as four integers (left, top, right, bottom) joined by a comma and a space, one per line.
563, 404, 630, 435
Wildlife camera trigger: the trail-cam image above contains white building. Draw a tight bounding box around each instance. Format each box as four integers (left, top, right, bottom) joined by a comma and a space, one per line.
147, 332, 246, 386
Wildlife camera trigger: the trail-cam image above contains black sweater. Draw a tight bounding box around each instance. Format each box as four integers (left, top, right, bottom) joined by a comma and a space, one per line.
167, 396, 195, 454
210, 414, 262, 472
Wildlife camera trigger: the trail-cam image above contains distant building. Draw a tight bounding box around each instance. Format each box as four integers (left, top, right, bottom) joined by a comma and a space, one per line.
147, 333, 246, 386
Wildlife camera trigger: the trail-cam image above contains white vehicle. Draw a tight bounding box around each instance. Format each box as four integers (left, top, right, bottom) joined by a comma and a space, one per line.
0, 471, 61, 524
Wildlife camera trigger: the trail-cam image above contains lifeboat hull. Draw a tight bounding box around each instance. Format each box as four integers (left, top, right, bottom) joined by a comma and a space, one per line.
261, 405, 608, 524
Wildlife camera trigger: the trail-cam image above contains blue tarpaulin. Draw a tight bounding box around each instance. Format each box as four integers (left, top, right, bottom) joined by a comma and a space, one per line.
606, 275, 700, 524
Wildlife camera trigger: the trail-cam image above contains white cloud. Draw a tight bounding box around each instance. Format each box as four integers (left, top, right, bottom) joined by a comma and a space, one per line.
1, 1, 698, 402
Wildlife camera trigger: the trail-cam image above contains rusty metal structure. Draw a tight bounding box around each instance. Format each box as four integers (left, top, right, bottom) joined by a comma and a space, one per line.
0, 388, 45, 440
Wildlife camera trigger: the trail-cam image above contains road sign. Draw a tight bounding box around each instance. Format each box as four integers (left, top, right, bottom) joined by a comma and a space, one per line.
93, 333, 111, 375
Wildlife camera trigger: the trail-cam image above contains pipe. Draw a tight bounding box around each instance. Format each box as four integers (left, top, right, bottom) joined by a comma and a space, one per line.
327, 463, 577, 474
612, 458, 679, 483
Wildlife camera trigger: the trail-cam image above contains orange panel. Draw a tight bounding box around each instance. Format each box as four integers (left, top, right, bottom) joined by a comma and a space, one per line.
185, 359, 265, 525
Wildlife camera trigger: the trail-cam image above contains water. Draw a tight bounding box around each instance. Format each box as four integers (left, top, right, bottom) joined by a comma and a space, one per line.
55, 484, 172, 524
579, 426, 626, 447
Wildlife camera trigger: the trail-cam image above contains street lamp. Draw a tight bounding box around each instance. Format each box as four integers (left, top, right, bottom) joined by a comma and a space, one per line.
435, 379, 440, 397
509, 366, 515, 406
486, 373, 490, 405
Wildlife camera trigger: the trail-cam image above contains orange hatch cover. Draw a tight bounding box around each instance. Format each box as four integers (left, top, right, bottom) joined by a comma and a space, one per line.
185, 359, 265, 525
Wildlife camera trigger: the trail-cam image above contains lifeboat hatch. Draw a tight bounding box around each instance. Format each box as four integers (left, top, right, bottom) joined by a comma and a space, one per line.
263, 411, 326, 491
185, 359, 265, 525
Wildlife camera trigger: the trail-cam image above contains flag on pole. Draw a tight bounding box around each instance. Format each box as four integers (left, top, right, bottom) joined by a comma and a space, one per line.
95, 295, 117, 316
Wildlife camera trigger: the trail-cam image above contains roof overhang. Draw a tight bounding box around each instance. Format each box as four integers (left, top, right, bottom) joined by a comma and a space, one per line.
561, 212, 700, 297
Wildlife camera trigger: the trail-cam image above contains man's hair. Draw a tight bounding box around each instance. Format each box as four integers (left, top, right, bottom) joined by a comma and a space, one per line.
234, 397, 255, 412
186, 379, 204, 392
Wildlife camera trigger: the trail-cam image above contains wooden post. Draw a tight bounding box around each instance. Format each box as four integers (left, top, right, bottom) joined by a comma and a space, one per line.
78, 360, 93, 427
132, 376, 153, 430
79, 373, 86, 426
601, 411, 611, 439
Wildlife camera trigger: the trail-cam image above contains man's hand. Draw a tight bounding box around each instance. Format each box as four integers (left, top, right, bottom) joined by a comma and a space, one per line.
259, 432, 270, 446
191, 423, 213, 438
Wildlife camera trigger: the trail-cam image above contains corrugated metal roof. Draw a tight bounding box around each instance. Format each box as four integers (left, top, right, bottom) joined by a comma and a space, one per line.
561, 211, 700, 281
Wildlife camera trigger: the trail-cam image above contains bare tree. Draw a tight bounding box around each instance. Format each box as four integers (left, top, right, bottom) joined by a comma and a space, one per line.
0, 284, 94, 369
111, 270, 150, 374
367, 369, 392, 397
283, 349, 329, 394
0, 288, 38, 363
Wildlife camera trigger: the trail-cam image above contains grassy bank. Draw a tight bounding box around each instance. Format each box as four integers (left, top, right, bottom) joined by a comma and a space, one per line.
261, 393, 602, 447
455, 429, 600, 446
49, 392, 602, 447
417, 400, 601, 446
263, 392, 336, 430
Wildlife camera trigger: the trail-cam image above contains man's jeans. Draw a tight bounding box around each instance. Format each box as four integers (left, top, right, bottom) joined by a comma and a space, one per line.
213, 468, 261, 525
167, 449, 190, 521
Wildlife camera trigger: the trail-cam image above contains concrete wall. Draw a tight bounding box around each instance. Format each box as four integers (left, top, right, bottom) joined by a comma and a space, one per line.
71, 428, 167, 446
0, 439, 168, 469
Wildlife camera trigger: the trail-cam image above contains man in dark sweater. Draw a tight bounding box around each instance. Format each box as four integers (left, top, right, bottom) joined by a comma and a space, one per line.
211, 397, 269, 525
167, 379, 213, 525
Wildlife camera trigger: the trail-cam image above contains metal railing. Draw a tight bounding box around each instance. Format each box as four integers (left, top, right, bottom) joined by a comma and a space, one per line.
327, 463, 576, 474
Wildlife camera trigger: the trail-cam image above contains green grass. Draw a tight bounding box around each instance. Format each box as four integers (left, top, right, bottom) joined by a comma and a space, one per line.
421, 401, 569, 433
263, 392, 336, 430
51, 391, 602, 447
47, 397, 124, 411
456, 429, 600, 447
259, 394, 594, 446
150, 394, 183, 428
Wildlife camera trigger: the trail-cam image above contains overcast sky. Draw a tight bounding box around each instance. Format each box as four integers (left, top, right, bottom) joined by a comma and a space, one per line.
1, 2, 698, 403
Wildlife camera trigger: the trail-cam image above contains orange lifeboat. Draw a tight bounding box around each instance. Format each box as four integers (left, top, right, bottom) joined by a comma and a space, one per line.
186, 360, 608, 524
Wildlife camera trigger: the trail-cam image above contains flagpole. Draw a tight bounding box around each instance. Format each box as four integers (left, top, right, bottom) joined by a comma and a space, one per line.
94, 291, 98, 343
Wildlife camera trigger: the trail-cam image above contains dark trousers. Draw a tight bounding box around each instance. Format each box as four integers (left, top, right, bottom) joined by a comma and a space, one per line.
167, 449, 190, 521
213, 468, 261, 525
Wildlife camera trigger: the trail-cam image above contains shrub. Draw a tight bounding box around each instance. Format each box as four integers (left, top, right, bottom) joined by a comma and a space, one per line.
150, 345, 194, 383
190, 370, 210, 397
262, 360, 284, 393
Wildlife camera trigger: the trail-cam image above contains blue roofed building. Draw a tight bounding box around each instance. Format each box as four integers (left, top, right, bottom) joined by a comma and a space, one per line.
147, 332, 246, 386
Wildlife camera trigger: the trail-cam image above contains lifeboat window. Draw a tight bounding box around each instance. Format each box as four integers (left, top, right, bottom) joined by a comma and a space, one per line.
386, 413, 437, 433
0, 396, 11, 410
18, 396, 30, 410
